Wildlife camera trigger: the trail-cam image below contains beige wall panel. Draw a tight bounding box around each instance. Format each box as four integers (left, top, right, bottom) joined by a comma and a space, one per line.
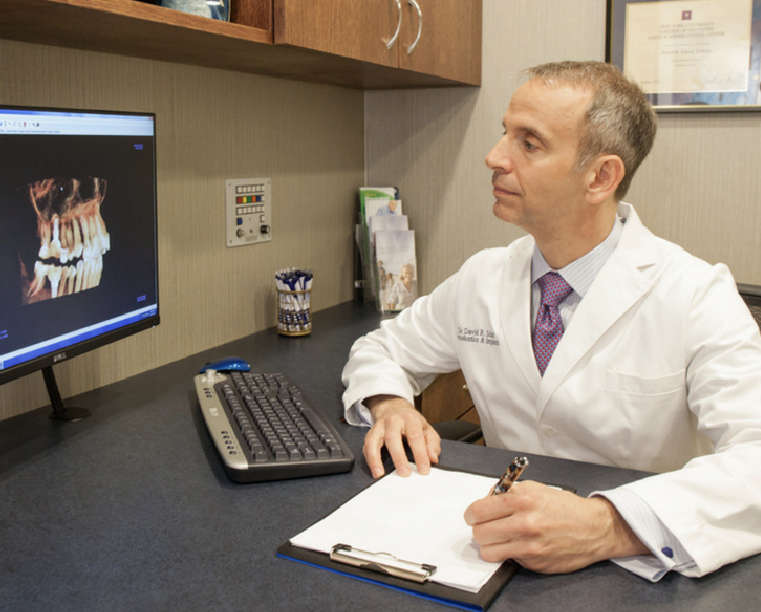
365, 0, 761, 295
0, 40, 362, 420
628, 113, 761, 283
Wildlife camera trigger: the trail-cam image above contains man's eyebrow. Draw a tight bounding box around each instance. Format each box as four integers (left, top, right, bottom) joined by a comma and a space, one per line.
517, 125, 549, 146
502, 121, 549, 145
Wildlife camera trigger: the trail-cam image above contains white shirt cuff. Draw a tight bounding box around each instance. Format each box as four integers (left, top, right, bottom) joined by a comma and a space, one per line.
345, 399, 374, 427
592, 487, 697, 581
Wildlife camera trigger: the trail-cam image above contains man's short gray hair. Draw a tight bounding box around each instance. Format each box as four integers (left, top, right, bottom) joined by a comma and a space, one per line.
526, 61, 657, 199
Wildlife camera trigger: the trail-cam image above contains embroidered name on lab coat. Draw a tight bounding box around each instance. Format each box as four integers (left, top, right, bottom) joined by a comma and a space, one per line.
457, 327, 500, 346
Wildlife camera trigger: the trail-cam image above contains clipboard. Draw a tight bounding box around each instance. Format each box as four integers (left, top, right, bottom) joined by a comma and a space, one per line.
277, 465, 574, 611
276, 540, 516, 611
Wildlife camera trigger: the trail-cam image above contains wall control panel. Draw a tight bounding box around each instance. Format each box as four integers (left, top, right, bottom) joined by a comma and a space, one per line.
225, 177, 272, 247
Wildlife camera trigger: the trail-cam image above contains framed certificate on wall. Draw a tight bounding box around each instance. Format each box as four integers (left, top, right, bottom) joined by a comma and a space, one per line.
607, 0, 761, 111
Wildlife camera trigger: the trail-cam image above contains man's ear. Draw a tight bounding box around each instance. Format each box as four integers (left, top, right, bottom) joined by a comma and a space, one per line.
585, 155, 624, 203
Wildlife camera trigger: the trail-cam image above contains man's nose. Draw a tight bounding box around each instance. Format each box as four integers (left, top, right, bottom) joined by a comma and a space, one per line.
485, 139, 510, 171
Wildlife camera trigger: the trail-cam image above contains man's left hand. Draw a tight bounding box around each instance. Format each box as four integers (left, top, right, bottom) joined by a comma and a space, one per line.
463, 480, 649, 573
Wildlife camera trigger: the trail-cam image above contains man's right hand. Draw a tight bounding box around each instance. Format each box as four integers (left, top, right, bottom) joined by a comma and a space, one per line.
362, 395, 441, 479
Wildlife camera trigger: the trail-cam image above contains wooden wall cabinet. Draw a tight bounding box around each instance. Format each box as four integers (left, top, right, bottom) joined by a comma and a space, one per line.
0, 0, 481, 89
396, 0, 482, 86
271, 0, 482, 86
272, 0, 399, 70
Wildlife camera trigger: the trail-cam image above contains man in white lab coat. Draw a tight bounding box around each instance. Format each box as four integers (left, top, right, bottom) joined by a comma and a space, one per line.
341, 61, 761, 580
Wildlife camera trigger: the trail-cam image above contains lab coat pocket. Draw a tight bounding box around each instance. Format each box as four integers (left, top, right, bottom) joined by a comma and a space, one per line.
604, 369, 685, 396
602, 369, 688, 471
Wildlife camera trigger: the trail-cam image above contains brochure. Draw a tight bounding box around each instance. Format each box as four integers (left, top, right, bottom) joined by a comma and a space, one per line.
374, 230, 418, 313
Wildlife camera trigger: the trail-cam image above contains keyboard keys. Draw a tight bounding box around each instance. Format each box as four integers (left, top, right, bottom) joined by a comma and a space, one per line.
198, 370, 354, 481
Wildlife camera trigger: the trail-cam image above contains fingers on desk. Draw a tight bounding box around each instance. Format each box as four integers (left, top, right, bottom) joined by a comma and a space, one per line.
362, 410, 441, 479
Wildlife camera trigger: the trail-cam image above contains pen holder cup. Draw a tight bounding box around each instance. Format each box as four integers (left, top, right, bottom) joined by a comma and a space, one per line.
276, 288, 312, 337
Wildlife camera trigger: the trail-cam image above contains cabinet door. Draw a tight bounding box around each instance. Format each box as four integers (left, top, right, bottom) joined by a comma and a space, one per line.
398, 0, 481, 85
274, 0, 400, 68
416, 370, 480, 426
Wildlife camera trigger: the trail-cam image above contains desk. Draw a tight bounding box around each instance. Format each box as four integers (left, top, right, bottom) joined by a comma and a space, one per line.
0, 301, 757, 611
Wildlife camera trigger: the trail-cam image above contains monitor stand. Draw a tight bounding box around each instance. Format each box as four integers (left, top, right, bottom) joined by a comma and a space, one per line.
42, 366, 91, 422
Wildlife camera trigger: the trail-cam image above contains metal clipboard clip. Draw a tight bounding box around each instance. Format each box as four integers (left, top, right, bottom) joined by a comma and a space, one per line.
330, 543, 437, 583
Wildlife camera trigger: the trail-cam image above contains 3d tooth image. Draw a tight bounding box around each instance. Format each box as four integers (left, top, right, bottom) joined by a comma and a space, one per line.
19, 177, 110, 304
66, 265, 76, 295
72, 215, 83, 259
27, 261, 49, 298
48, 264, 62, 299
74, 259, 84, 294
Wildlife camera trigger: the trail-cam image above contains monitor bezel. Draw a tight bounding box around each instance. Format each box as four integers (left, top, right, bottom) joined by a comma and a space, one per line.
0, 103, 160, 386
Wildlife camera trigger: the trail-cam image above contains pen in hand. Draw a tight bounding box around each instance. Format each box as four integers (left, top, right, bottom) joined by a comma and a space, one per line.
491, 456, 529, 495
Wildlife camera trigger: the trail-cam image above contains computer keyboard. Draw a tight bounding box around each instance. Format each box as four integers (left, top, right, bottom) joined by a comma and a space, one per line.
194, 369, 354, 483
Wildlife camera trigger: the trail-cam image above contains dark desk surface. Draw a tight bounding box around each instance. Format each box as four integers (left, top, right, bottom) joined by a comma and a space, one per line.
0, 301, 758, 611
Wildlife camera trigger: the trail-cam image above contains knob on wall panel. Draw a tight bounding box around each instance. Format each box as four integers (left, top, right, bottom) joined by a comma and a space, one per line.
225, 177, 272, 247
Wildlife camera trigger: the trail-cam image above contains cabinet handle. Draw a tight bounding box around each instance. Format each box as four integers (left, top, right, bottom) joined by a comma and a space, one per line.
406, 0, 422, 54
385, 0, 403, 49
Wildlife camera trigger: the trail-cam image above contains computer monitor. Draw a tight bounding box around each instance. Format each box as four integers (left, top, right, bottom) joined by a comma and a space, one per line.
0, 105, 159, 421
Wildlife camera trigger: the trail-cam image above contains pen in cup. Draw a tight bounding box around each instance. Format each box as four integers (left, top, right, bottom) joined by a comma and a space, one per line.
491, 456, 529, 495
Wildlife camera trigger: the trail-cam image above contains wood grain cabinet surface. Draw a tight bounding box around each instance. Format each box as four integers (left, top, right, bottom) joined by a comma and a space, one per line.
272, 0, 481, 86
396, 0, 481, 86
0, 0, 481, 89
273, 0, 399, 69
416, 369, 481, 428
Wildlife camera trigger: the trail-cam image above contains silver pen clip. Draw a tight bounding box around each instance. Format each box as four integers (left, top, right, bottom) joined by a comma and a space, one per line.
330, 543, 436, 583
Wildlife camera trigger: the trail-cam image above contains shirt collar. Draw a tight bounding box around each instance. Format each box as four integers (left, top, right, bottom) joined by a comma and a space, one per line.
531, 215, 623, 298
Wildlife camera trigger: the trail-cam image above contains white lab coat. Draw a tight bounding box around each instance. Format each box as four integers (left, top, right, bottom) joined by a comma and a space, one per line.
342, 203, 761, 577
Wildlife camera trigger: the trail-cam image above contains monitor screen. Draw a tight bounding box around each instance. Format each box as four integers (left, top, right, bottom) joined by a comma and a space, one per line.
0, 105, 159, 386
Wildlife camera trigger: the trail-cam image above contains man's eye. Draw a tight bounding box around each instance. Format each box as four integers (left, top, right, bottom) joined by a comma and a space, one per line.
524, 139, 537, 151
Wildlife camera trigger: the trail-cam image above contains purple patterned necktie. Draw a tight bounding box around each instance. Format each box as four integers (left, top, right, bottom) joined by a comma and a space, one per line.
532, 272, 573, 376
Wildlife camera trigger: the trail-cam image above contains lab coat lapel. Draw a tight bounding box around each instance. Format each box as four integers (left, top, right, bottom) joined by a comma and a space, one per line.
499, 237, 541, 393
536, 206, 662, 416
